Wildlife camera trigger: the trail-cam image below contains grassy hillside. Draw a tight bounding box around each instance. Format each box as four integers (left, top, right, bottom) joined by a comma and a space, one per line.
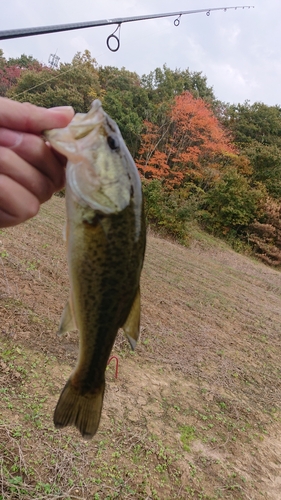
0, 195, 281, 499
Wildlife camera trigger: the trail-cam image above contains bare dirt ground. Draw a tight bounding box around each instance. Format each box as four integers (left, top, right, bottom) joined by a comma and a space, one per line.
0, 195, 281, 499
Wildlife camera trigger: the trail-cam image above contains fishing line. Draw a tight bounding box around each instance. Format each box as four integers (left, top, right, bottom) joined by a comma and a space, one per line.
13, 40, 118, 98
14, 62, 83, 98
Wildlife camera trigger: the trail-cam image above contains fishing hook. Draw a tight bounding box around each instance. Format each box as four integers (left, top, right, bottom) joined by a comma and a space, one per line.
107, 355, 119, 379
106, 23, 121, 52
206, 11, 211, 16
174, 14, 182, 27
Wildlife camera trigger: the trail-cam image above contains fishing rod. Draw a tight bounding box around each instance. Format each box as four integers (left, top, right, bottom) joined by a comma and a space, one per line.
0, 6, 254, 51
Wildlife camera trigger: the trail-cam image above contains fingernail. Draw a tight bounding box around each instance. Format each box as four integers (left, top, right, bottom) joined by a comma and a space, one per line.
49, 106, 74, 113
0, 129, 23, 149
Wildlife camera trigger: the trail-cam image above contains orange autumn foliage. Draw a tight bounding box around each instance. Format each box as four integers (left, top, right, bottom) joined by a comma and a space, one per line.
137, 92, 236, 187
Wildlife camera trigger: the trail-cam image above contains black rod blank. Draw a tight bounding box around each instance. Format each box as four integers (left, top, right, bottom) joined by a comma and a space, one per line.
0, 6, 254, 41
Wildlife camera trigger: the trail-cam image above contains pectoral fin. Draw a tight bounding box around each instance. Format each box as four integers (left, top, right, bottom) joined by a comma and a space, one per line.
122, 288, 141, 350
58, 299, 76, 336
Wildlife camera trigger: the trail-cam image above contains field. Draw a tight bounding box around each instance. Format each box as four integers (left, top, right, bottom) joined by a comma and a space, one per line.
0, 195, 281, 499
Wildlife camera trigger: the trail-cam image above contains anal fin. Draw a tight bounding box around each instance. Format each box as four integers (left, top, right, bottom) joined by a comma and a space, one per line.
58, 299, 76, 336
122, 287, 141, 350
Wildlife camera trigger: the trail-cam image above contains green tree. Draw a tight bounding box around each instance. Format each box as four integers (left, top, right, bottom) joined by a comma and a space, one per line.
8, 50, 101, 112
223, 101, 281, 147
222, 101, 281, 199
99, 66, 151, 156
243, 142, 281, 198
141, 65, 215, 105
199, 169, 266, 235
7, 53, 42, 70
0, 48, 6, 68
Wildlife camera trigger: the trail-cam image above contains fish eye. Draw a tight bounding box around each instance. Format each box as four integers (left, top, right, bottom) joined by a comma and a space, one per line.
107, 136, 119, 151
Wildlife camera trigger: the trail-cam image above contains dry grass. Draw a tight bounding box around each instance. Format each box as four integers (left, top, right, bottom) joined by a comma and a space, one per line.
1, 195, 281, 499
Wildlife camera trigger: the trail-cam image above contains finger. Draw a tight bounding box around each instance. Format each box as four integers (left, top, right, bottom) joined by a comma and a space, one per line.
0, 129, 65, 193
0, 174, 39, 227
0, 97, 74, 134
49, 146, 68, 167
0, 147, 54, 204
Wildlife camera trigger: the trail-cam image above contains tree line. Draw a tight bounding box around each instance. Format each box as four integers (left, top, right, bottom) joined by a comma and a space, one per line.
1, 48, 281, 265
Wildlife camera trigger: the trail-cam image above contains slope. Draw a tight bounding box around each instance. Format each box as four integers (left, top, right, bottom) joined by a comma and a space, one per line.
0, 195, 281, 499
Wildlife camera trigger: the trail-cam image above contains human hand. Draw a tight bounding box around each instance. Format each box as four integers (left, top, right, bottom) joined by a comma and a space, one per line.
0, 97, 74, 227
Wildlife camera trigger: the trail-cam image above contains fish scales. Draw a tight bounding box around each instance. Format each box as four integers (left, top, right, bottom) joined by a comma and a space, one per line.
69, 200, 144, 384
44, 100, 146, 439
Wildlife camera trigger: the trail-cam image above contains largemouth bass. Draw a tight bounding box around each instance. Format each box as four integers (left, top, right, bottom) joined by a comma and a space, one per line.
44, 100, 146, 439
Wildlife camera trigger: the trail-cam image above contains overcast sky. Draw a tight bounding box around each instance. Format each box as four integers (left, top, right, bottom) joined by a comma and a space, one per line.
0, 1, 280, 106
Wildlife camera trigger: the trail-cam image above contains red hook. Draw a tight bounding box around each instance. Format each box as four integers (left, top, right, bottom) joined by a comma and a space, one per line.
107, 355, 119, 379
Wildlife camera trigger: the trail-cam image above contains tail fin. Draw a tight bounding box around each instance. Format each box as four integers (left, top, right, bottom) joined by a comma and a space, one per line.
53, 379, 105, 440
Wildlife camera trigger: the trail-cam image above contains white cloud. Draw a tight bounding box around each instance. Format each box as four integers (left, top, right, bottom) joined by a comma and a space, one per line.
219, 24, 241, 46
69, 36, 91, 54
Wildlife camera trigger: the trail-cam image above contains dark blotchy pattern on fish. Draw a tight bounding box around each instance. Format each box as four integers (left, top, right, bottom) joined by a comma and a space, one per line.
54, 200, 145, 439
72, 199, 145, 384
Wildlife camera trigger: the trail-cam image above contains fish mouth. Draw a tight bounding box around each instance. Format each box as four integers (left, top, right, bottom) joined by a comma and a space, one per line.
44, 100, 110, 152
71, 125, 97, 140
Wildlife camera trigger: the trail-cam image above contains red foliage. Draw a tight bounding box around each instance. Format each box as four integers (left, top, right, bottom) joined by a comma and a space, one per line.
137, 91, 236, 187
0, 65, 22, 96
